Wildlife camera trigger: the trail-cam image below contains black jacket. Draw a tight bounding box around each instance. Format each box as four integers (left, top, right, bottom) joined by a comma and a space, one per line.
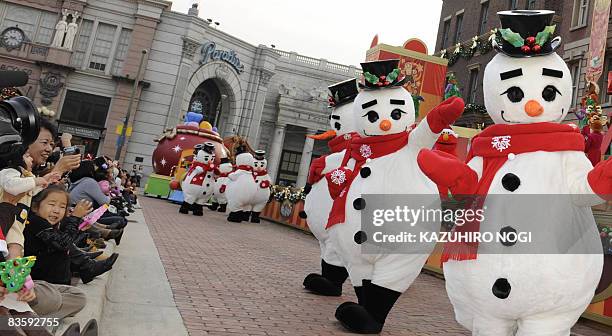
24, 214, 82, 285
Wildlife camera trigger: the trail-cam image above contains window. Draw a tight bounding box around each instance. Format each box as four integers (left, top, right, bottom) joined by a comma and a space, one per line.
88, 23, 117, 72
70, 20, 93, 67
527, 0, 537, 9
572, 0, 589, 28
111, 28, 132, 75
468, 68, 479, 103
0, 4, 57, 45
60, 90, 111, 128
510, 0, 519, 10
278, 150, 301, 186
570, 62, 581, 106
441, 19, 451, 49
479, 2, 489, 35
454, 14, 463, 44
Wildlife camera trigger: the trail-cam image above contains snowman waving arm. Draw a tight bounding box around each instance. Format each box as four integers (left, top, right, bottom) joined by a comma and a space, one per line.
408, 97, 465, 151
564, 152, 611, 205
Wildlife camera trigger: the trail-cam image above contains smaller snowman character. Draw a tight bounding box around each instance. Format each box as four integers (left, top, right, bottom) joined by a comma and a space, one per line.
301, 78, 359, 297
209, 157, 234, 213
225, 146, 257, 222
418, 10, 611, 336
249, 150, 271, 223
180, 142, 216, 216
329, 59, 465, 334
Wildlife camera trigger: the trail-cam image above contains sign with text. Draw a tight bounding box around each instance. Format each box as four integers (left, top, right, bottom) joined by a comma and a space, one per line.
58, 123, 102, 139
200, 41, 244, 74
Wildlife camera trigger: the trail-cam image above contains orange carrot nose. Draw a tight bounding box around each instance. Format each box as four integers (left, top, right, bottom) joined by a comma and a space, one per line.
524, 100, 544, 117
442, 134, 449, 141
379, 119, 392, 131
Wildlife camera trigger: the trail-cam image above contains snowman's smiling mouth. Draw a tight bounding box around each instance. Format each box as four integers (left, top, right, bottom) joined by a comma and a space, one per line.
363, 126, 408, 136
501, 108, 564, 123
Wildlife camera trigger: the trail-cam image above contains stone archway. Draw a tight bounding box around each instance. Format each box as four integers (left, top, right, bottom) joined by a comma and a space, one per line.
181, 61, 243, 138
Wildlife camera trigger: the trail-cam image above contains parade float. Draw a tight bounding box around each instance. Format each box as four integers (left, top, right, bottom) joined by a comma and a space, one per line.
144, 113, 228, 198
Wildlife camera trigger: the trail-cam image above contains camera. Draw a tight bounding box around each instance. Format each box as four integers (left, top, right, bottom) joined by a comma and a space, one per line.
0, 71, 40, 159
63, 146, 81, 156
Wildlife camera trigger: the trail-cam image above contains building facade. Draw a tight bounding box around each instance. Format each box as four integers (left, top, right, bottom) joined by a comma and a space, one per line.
0, 0, 362, 186
434, 0, 610, 157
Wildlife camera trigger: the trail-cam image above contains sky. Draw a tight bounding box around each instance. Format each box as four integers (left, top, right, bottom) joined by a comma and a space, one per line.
171, 0, 443, 66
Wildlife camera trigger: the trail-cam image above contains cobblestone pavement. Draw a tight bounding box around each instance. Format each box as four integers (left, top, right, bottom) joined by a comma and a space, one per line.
141, 197, 611, 336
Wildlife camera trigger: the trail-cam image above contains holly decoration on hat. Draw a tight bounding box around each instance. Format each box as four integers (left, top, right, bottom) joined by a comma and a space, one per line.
364, 68, 401, 87
500, 25, 555, 54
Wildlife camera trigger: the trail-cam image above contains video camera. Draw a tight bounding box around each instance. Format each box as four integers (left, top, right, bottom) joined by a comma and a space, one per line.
0, 70, 40, 159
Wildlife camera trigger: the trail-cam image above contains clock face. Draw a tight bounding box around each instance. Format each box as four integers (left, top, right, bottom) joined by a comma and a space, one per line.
1, 27, 25, 50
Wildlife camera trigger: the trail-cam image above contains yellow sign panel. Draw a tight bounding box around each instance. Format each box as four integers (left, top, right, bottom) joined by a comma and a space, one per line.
115, 124, 133, 136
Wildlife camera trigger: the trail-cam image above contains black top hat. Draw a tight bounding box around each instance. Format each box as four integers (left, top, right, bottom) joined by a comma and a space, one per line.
359, 59, 408, 90
220, 157, 230, 164
328, 78, 359, 108
494, 10, 561, 57
235, 145, 247, 156
193, 143, 204, 154
202, 142, 215, 154
254, 150, 266, 160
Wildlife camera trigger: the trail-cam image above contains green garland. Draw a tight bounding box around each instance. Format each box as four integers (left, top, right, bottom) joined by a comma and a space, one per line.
464, 103, 487, 115
270, 185, 306, 204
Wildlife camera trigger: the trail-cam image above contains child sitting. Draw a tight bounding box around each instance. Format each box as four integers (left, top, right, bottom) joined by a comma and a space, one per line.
25, 185, 118, 285
0, 147, 60, 257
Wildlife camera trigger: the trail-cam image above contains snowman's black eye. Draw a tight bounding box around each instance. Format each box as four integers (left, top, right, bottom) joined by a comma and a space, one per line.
390, 109, 405, 120
542, 85, 561, 102
501, 86, 524, 103
363, 111, 379, 123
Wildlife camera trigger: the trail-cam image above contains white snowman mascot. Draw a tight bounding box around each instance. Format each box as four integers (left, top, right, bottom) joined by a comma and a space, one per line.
328, 59, 465, 333
180, 142, 217, 216
249, 150, 271, 223
210, 157, 234, 213
301, 78, 360, 297
417, 10, 611, 336
225, 146, 257, 222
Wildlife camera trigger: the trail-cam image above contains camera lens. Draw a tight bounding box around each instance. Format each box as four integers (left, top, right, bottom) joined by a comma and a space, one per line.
0, 95, 40, 146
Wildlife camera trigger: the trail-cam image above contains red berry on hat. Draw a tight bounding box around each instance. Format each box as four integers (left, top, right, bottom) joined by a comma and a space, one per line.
384, 81, 390, 85
532, 44, 542, 53
380, 75, 386, 81
526, 37, 536, 46
376, 82, 383, 86
521, 45, 531, 53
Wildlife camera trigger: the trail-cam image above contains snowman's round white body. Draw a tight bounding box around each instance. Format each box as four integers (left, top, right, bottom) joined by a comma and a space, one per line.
225, 152, 257, 214
443, 52, 603, 336
251, 157, 271, 213
328, 86, 441, 293
181, 149, 216, 205
213, 161, 233, 206
303, 101, 356, 267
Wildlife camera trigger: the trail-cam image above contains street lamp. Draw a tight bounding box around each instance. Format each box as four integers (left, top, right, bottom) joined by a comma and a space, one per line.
213, 93, 228, 129
114, 49, 148, 160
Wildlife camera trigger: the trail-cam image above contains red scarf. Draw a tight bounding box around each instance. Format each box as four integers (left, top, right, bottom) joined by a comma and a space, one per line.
442, 122, 585, 262
329, 132, 359, 152
186, 162, 216, 186
326, 132, 409, 228
253, 170, 268, 177
236, 165, 253, 172
307, 133, 359, 185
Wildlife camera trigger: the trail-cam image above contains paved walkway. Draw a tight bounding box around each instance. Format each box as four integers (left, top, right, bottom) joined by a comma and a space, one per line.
100, 207, 188, 336
141, 197, 611, 336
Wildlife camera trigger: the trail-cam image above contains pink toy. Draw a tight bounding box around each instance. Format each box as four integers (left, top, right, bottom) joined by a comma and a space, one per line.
79, 204, 108, 230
